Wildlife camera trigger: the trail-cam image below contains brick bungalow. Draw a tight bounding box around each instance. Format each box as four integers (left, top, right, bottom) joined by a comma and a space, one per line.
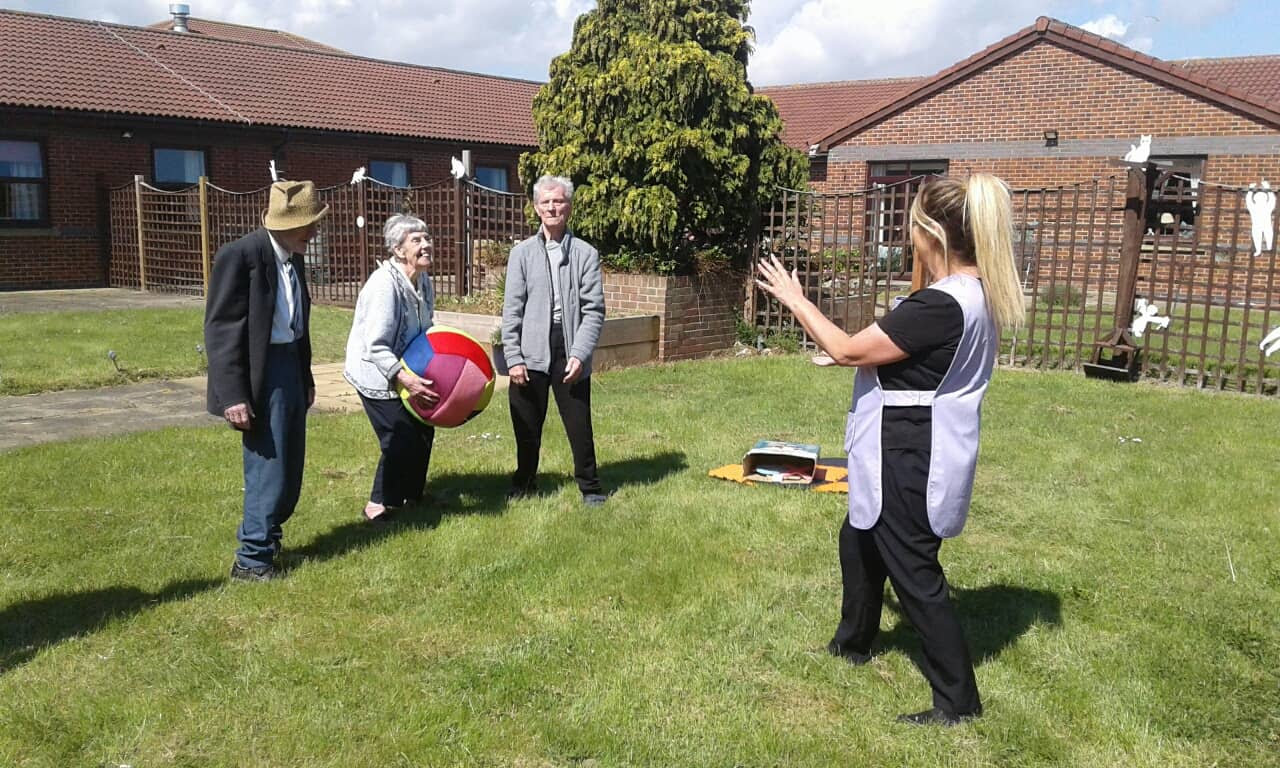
0, 8, 539, 291
761, 17, 1280, 194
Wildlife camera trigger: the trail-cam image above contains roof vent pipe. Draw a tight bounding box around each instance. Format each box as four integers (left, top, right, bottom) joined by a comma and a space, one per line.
169, 4, 191, 33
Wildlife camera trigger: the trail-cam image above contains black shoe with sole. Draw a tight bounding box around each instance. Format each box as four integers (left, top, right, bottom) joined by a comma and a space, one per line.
896, 707, 980, 726
826, 639, 872, 665
229, 562, 277, 582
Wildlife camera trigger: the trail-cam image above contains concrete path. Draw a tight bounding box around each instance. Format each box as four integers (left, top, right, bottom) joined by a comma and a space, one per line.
0, 288, 508, 452
0, 362, 508, 452
0, 288, 205, 315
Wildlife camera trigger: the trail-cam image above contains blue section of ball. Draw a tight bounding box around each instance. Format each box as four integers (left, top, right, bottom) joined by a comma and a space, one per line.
400, 332, 435, 375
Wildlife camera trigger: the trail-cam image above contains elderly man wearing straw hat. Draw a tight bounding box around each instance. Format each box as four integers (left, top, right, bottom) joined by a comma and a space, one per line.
205, 180, 329, 582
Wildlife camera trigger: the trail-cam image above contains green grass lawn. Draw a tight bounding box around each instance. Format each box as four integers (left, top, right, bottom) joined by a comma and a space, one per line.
0, 306, 354, 396
2, 358, 1278, 766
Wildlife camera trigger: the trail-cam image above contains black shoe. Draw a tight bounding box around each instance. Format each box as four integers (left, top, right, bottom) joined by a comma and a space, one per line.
826, 639, 872, 665
582, 492, 609, 507
229, 562, 277, 582
896, 707, 980, 726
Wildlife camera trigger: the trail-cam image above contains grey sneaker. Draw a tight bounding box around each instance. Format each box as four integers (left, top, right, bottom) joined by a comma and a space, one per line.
582, 493, 609, 507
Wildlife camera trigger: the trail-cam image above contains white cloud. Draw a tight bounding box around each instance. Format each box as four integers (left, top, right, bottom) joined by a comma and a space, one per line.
1081, 13, 1129, 39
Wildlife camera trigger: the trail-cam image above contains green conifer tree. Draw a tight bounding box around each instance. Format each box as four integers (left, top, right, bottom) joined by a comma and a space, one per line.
519, 0, 808, 273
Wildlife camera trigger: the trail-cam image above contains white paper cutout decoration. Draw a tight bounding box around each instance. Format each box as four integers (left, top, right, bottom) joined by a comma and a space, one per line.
269, 159, 279, 182
450, 156, 467, 180
1131, 298, 1170, 338
350, 166, 367, 185
1122, 135, 1152, 164
356, 215, 365, 229
1245, 181, 1275, 256
1261, 325, 1280, 358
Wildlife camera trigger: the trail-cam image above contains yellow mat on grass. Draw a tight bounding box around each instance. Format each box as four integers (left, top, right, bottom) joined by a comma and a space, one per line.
708, 462, 848, 494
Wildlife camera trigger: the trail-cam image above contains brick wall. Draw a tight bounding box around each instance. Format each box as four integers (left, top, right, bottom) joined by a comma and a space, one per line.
1, 110, 528, 291
603, 272, 744, 361
815, 40, 1280, 194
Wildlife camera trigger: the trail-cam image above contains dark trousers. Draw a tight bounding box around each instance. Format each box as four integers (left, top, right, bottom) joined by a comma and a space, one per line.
508, 326, 600, 495
359, 394, 435, 507
830, 447, 981, 716
237, 342, 306, 568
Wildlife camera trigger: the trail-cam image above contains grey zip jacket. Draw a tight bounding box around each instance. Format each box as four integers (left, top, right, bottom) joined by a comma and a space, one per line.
343, 260, 434, 399
502, 230, 605, 377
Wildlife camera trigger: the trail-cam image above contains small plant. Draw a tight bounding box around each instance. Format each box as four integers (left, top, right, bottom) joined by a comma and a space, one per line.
106, 349, 121, 372
735, 318, 758, 347
1038, 284, 1085, 308
763, 328, 802, 354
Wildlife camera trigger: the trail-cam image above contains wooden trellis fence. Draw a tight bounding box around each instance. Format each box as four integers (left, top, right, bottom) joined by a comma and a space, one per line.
107, 176, 530, 306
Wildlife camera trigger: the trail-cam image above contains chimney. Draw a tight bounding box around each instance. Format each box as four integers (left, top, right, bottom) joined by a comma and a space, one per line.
169, 4, 191, 33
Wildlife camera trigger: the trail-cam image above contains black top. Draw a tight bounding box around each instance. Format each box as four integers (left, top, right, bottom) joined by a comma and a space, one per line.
874, 288, 963, 450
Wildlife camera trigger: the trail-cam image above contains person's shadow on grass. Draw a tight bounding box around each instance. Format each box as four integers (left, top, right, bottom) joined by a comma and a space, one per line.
283, 450, 689, 564
875, 584, 1062, 665
0, 451, 690, 673
0, 578, 220, 672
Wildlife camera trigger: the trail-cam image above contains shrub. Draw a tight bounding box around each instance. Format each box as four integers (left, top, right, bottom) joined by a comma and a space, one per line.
1039, 284, 1085, 308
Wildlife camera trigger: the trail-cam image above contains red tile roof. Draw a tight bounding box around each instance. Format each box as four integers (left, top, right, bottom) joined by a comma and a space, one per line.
0, 9, 539, 147
814, 16, 1280, 151
758, 78, 922, 150
144, 16, 348, 55
1171, 55, 1280, 105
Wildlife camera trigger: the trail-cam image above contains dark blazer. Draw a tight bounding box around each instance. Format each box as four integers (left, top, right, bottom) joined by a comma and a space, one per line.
204, 228, 315, 417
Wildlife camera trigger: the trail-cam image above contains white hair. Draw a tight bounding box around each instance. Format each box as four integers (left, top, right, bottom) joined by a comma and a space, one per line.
533, 175, 574, 202
383, 214, 429, 257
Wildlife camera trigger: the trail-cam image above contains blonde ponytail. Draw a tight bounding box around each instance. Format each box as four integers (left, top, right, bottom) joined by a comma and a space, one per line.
964, 175, 1024, 330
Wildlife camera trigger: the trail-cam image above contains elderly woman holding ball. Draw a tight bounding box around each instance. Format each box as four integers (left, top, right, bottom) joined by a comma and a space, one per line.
343, 214, 440, 522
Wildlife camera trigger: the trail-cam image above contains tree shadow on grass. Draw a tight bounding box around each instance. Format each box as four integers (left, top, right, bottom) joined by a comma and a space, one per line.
0, 577, 220, 673
0, 451, 690, 674
876, 584, 1062, 665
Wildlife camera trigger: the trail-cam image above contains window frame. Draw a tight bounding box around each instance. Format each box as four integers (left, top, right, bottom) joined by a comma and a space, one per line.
151, 145, 209, 190
368, 158, 411, 188
1145, 155, 1205, 238
0, 137, 50, 228
474, 164, 510, 192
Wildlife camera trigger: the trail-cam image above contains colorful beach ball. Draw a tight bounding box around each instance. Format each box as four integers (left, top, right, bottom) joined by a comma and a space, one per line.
398, 325, 496, 427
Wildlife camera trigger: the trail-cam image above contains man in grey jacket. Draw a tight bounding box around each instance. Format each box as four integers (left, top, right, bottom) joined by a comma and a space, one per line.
502, 175, 608, 505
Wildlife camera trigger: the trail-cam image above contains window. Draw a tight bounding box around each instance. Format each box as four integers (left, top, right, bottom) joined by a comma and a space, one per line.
369, 160, 409, 188
0, 139, 48, 226
474, 165, 509, 192
866, 161, 949, 277
1146, 156, 1204, 237
153, 147, 206, 189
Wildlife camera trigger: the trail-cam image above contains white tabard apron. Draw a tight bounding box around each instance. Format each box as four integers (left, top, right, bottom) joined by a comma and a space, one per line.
844, 274, 997, 538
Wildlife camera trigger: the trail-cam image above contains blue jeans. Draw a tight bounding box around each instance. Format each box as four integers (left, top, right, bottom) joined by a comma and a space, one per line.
237, 343, 307, 568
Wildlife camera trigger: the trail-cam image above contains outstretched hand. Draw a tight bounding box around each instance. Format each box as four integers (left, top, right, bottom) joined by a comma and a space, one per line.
755, 255, 806, 311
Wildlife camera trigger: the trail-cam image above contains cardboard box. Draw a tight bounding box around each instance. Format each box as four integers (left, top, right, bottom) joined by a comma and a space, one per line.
742, 440, 820, 485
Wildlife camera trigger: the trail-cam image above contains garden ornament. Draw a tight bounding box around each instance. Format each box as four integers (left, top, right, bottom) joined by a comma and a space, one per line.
1245, 181, 1275, 256
1122, 135, 1152, 164
1130, 298, 1170, 339
269, 159, 279, 182
450, 156, 467, 180
1261, 325, 1280, 358
350, 166, 366, 185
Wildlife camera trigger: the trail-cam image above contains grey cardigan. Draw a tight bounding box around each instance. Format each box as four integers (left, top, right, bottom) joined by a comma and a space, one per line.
344, 261, 434, 399
502, 230, 605, 376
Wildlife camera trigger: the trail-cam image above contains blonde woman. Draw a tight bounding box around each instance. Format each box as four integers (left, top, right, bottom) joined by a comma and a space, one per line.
756, 174, 1023, 726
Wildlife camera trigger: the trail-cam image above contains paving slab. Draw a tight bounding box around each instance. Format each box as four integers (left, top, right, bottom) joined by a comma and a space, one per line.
0, 362, 508, 453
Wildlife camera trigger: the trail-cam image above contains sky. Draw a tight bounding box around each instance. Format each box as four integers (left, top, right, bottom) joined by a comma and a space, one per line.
7, 0, 1279, 86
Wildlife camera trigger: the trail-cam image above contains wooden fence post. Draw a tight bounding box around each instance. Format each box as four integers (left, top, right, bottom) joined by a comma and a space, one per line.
455, 178, 468, 297
134, 174, 147, 291
198, 175, 211, 295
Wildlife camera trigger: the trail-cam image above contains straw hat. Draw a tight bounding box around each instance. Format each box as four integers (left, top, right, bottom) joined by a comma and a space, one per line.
262, 180, 329, 230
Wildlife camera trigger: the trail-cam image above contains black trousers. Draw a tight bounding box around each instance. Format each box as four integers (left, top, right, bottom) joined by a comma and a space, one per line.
830, 447, 981, 716
508, 325, 600, 495
359, 394, 435, 507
